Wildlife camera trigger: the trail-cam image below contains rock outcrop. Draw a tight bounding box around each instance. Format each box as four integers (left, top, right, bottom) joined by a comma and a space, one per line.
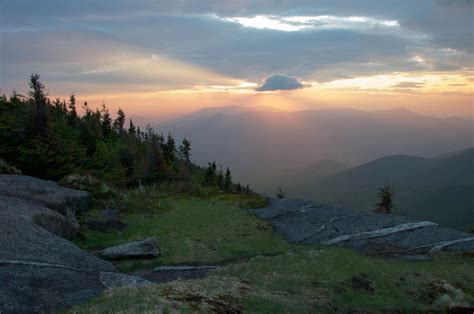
0, 175, 151, 313
101, 237, 161, 260
250, 198, 474, 257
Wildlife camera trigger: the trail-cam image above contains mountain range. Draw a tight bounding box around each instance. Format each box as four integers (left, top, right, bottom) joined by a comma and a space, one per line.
156, 106, 473, 230
261, 148, 473, 231
156, 106, 473, 180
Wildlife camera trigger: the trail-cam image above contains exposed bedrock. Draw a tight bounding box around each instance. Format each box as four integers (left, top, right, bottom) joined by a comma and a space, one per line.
250, 198, 474, 256
0, 175, 151, 313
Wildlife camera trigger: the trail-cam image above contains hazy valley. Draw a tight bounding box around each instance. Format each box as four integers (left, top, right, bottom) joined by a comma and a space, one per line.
156, 106, 473, 230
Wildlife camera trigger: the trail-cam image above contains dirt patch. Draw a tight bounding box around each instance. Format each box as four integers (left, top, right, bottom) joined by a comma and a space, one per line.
161, 287, 243, 313
256, 222, 271, 231
458, 252, 474, 259
419, 279, 468, 310
339, 276, 375, 295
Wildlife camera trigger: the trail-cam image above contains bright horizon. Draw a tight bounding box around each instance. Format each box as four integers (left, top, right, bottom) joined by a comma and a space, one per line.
1, 1, 473, 122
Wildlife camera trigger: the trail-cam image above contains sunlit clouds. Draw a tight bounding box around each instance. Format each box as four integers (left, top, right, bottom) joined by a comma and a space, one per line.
1, 0, 473, 120
313, 72, 473, 95
220, 15, 401, 33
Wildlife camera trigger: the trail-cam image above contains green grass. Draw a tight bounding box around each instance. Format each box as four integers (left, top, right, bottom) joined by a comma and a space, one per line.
70, 247, 474, 313
72, 188, 474, 312
75, 188, 289, 271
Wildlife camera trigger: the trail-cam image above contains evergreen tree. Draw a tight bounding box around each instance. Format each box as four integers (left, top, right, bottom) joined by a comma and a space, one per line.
179, 137, 191, 163
224, 167, 232, 191
137, 126, 142, 140
67, 93, 78, 123
163, 133, 176, 164
28, 73, 48, 136
113, 108, 126, 135
82, 101, 92, 118
128, 119, 136, 136
216, 166, 224, 189
145, 130, 168, 182
101, 103, 112, 138
245, 184, 251, 194
374, 185, 395, 213
52, 98, 66, 119
204, 161, 217, 186
0, 74, 246, 191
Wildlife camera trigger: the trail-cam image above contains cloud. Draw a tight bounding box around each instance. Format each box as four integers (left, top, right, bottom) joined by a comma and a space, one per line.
221, 15, 400, 33
393, 82, 425, 88
256, 75, 305, 91
1, 0, 472, 95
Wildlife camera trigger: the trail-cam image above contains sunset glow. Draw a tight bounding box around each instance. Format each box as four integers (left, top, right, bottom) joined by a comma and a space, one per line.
1, 1, 473, 121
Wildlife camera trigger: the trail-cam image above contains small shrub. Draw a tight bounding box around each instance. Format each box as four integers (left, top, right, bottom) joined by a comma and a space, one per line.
0, 159, 22, 175
59, 173, 116, 199
276, 187, 285, 199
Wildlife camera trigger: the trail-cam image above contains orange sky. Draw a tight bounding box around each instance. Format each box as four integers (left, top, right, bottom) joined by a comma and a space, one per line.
70, 69, 473, 123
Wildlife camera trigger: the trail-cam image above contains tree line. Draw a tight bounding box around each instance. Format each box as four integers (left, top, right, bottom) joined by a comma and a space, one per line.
0, 74, 251, 193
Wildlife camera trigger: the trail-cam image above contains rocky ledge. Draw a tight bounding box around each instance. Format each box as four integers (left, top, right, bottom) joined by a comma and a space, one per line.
0, 175, 151, 313
250, 198, 474, 258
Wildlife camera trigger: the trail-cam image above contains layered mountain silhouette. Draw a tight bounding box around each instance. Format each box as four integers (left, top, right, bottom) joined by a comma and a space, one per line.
156, 106, 473, 181
261, 148, 474, 231
156, 106, 473, 230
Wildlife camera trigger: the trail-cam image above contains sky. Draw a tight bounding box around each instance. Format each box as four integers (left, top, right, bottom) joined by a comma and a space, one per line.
1, 0, 473, 121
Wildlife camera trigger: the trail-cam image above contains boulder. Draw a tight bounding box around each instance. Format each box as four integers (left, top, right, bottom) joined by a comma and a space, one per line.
101, 237, 161, 260
0, 174, 88, 238
0, 174, 152, 313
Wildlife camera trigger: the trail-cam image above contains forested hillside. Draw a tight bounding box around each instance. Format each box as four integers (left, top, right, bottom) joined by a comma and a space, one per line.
0, 74, 249, 194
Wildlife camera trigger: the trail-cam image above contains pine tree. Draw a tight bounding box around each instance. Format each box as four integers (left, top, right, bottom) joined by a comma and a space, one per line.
224, 167, 232, 191
137, 126, 142, 140
67, 93, 78, 123
113, 108, 126, 136
52, 98, 66, 118
101, 103, 112, 138
28, 73, 48, 136
179, 137, 191, 163
163, 133, 176, 164
374, 185, 395, 213
145, 130, 168, 182
2, 74, 241, 188
82, 101, 92, 118
205, 161, 217, 186
216, 166, 224, 189
128, 119, 136, 136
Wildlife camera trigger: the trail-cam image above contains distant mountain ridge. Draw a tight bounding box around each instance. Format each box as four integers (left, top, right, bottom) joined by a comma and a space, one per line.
156, 106, 473, 184
269, 148, 474, 231
155, 106, 473, 230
